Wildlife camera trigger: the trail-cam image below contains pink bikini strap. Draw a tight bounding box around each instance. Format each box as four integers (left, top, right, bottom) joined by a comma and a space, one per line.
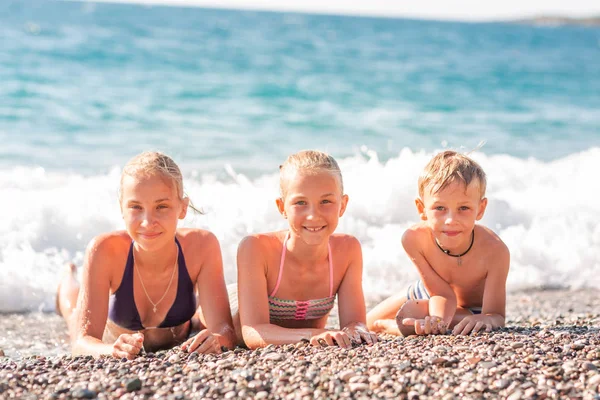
269, 233, 334, 298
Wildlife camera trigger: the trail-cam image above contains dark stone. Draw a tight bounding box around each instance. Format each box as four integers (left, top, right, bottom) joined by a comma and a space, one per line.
71, 388, 97, 399
124, 377, 142, 392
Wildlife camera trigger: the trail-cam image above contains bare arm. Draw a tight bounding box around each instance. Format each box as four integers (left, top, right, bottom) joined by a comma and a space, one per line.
402, 229, 456, 326
237, 236, 327, 350
481, 241, 510, 328
194, 232, 236, 349
72, 235, 142, 358
336, 237, 377, 344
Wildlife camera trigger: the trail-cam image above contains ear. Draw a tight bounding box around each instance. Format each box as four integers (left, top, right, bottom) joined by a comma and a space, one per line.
415, 198, 427, 220
476, 197, 488, 220
179, 197, 190, 220
276, 197, 286, 218
339, 194, 349, 217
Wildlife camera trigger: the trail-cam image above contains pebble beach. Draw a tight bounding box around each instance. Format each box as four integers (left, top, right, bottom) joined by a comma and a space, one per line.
1, 289, 599, 399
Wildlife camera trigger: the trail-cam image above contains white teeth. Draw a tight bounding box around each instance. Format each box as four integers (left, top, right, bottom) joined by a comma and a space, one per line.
305, 227, 323, 232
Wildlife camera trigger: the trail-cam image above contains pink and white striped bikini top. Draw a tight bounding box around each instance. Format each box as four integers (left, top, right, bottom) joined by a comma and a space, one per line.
267, 233, 336, 321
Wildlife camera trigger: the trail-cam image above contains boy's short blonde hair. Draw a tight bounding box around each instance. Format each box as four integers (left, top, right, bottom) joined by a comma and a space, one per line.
120, 151, 201, 213
418, 151, 487, 199
279, 150, 343, 198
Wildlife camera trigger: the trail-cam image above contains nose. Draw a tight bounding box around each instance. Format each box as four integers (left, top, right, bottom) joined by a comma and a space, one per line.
444, 210, 455, 224
140, 210, 156, 227
305, 204, 317, 220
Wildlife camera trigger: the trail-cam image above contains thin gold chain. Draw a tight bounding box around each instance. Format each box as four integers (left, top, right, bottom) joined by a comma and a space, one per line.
133, 243, 178, 313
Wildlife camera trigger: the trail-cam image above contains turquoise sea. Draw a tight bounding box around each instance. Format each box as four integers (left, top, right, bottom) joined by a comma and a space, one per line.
1, 0, 599, 312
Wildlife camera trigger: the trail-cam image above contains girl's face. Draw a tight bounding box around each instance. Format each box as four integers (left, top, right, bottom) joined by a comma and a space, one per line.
416, 180, 487, 251
120, 173, 188, 251
276, 169, 348, 246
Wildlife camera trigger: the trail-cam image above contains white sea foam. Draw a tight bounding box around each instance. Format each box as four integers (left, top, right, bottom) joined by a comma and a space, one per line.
1, 148, 599, 312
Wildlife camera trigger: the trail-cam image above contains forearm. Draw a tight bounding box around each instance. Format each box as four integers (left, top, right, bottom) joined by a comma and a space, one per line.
72, 336, 114, 358
242, 324, 327, 350
428, 295, 457, 325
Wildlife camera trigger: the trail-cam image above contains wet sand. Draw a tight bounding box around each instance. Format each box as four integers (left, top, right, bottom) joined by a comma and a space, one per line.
1, 289, 599, 399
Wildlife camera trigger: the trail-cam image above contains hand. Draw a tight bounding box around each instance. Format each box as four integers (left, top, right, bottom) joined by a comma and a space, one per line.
401, 316, 448, 336
112, 332, 144, 360
372, 319, 401, 336
181, 329, 222, 354
309, 330, 353, 349
452, 314, 493, 336
343, 324, 378, 345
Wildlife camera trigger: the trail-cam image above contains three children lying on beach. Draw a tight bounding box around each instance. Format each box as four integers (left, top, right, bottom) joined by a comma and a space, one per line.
56, 149, 509, 358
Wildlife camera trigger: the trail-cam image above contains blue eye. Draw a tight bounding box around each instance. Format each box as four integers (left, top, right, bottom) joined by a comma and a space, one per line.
435, 206, 445, 211
295, 201, 307, 205
460, 206, 470, 211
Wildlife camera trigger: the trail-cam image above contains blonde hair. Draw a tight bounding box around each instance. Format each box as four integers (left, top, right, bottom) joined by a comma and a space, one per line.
120, 151, 201, 213
418, 150, 487, 199
279, 150, 343, 198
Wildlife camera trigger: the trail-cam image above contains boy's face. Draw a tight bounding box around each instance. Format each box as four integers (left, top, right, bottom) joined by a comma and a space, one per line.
416, 180, 487, 251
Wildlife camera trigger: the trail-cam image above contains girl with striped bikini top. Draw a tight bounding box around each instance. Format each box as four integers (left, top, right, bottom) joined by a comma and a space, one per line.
236, 150, 378, 350
268, 233, 336, 321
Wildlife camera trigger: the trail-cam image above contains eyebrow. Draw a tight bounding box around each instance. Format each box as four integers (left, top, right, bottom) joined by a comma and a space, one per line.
127, 198, 171, 203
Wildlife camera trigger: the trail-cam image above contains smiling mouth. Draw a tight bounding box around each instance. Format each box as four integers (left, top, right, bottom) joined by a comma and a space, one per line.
139, 232, 162, 239
443, 231, 461, 237
304, 226, 325, 232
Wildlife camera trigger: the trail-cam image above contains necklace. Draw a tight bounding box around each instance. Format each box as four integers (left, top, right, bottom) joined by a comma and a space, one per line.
435, 230, 475, 266
134, 243, 178, 313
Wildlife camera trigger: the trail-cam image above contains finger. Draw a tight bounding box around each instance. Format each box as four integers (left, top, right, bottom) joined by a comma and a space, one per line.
414, 320, 424, 335
424, 317, 432, 335
402, 318, 416, 326
340, 333, 352, 349
452, 320, 467, 335
195, 337, 218, 354
114, 343, 139, 359
359, 330, 373, 345
485, 323, 493, 333
334, 333, 350, 349
310, 337, 320, 346
459, 321, 476, 336
323, 334, 335, 347
472, 321, 484, 334
186, 330, 210, 353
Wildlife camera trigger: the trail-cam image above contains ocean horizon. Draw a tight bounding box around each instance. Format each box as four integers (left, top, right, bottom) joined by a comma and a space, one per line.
1, 0, 599, 313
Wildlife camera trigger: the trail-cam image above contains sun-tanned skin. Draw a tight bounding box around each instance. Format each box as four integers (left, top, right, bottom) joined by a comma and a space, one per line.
57, 163, 236, 358
236, 157, 377, 349
367, 177, 510, 337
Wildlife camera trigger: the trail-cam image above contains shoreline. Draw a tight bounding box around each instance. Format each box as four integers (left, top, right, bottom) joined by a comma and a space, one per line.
1, 288, 599, 398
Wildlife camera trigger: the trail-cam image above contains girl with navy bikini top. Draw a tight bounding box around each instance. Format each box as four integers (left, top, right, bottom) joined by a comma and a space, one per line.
236, 150, 378, 349
55, 152, 236, 358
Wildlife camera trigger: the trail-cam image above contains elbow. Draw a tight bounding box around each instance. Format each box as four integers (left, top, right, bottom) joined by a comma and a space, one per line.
71, 338, 87, 357
241, 325, 267, 350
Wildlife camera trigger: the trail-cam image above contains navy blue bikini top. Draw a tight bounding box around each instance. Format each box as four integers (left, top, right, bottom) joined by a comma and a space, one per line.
108, 238, 196, 331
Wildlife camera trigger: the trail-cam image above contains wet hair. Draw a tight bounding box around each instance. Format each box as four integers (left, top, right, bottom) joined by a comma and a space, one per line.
120, 151, 201, 213
279, 150, 343, 198
418, 150, 487, 199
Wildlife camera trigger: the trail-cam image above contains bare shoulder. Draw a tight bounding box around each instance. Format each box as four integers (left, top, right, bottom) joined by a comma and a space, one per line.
238, 231, 283, 253
177, 228, 219, 249
401, 222, 429, 249
476, 225, 510, 256
86, 231, 130, 258
330, 233, 361, 253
